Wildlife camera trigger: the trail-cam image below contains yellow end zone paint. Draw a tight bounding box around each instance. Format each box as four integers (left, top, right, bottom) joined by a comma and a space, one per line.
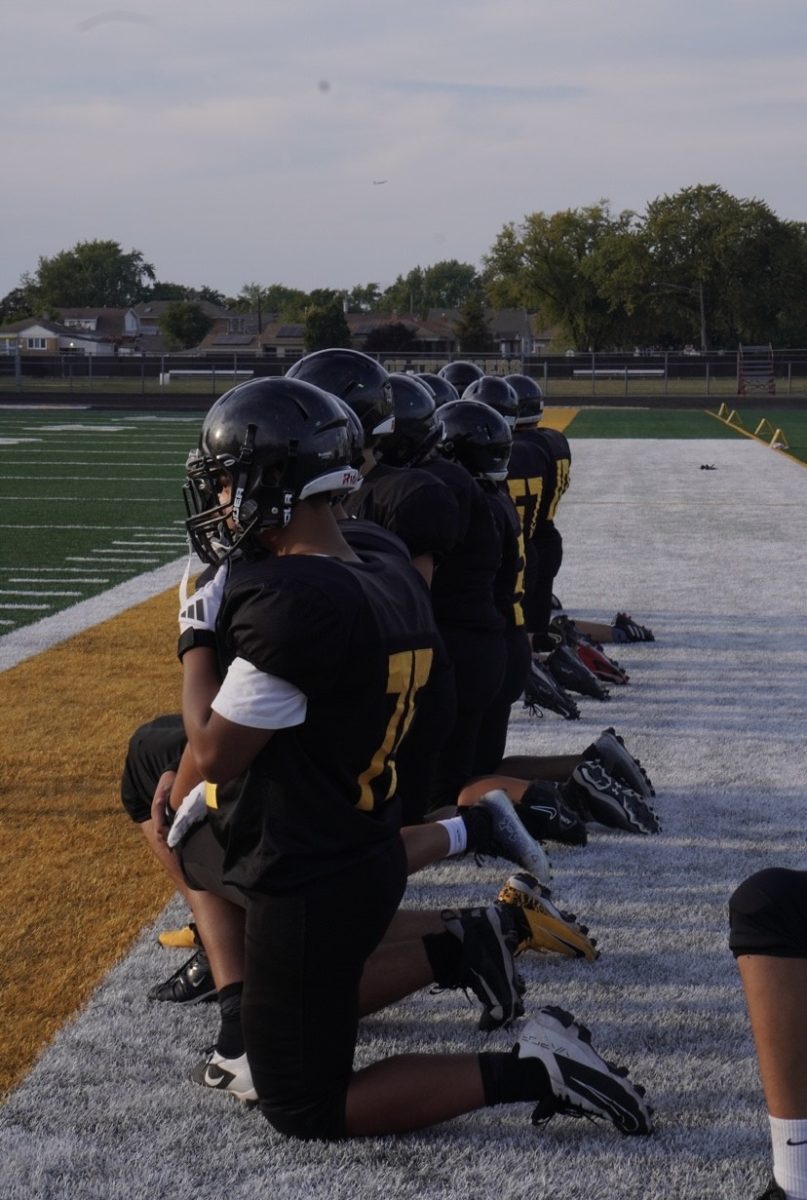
0, 588, 181, 1098
540, 407, 579, 432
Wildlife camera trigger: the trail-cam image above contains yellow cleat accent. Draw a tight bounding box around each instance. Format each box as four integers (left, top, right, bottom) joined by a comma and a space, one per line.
496, 873, 599, 962
157, 924, 198, 949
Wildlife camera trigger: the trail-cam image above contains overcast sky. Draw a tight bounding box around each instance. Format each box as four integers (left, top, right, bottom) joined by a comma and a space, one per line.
3, 1, 807, 300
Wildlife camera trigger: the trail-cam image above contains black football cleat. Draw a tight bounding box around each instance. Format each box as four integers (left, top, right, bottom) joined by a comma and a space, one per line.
576, 641, 630, 685
148, 949, 218, 1004
523, 658, 580, 720
517, 779, 587, 846
611, 612, 655, 643
546, 645, 611, 701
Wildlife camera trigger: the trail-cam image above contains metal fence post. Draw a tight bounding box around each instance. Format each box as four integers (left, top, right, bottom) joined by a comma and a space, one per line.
664, 352, 669, 395
705, 362, 710, 396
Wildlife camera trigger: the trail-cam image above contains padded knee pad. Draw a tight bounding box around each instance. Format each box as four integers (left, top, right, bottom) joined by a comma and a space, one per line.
729, 868, 807, 958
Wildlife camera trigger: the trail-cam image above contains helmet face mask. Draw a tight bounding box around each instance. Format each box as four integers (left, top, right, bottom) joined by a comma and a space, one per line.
184, 378, 361, 564
438, 399, 513, 482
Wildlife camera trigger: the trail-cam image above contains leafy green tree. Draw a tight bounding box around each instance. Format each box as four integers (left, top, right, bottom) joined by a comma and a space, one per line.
379, 260, 481, 316
235, 283, 309, 322
24, 239, 156, 309
304, 302, 351, 352
453, 294, 495, 352
483, 203, 637, 350
362, 322, 416, 352
0, 287, 35, 324
148, 280, 190, 301
636, 184, 807, 348
158, 301, 214, 350
345, 283, 382, 312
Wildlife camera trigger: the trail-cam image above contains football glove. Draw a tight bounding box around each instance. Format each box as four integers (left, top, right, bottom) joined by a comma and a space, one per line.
178, 561, 228, 635
167, 782, 208, 849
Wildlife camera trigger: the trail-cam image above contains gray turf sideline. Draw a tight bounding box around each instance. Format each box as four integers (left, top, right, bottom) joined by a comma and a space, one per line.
3, 438, 806, 1200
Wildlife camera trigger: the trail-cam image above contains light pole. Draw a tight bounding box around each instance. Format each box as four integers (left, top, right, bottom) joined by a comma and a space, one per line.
650, 281, 707, 352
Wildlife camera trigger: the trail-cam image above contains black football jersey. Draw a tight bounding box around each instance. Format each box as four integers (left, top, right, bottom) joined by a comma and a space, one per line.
342, 462, 459, 561
420, 457, 504, 632
209, 549, 439, 891
482, 483, 526, 629
517, 428, 572, 523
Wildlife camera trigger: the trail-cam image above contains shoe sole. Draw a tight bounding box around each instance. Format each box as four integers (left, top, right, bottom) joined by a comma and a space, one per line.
593, 728, 655, 798
571, 765, 660, 835
519, 1006, 653, 1136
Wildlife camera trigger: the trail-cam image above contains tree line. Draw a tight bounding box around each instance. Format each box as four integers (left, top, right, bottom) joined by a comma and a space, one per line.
4, 184, 807, 351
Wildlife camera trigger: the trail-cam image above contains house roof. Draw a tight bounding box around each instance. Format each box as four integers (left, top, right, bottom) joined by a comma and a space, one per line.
0, 316, 110, 343
133, 299, 232, 320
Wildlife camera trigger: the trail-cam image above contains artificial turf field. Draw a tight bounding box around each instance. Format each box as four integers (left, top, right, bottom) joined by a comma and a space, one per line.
1, 402, 806, 1199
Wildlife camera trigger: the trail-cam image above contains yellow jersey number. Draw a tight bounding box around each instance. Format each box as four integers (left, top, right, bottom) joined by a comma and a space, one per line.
547, 459, 571, 520
507, 476, 543, 541
356, 647, 433, 811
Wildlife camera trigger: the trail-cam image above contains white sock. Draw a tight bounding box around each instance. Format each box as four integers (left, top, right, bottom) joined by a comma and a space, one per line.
771, 1116, 807, 1199
437, 816, 468, 857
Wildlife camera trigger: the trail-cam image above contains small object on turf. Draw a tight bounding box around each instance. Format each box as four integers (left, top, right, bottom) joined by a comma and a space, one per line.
517, 1006, 654, 1136
158, 923, 198, 950
191, 1047, 257, 1103
565, 763, 661, 835
496, 873, 598, 961
148, 948, 218, 1004
442, 905, 525, 1031
700, 463, 717, 470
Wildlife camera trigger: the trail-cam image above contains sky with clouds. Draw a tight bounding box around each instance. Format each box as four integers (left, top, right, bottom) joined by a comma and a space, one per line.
3, 1, 807, 299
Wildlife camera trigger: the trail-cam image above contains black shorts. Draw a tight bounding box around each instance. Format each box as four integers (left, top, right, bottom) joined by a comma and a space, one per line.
241, 836, 408, 1140
729, 868, 807, 959
120, 714, 186, 823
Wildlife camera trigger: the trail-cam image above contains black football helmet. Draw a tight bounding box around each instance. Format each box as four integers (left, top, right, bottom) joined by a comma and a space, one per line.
437, 360, 484, 394
461, 375, 519, 428
379, 374, 444, 468
184, 377, 360, 563
416, 372, 460, 408
329, 395, 365, 468
505, 373, 544, 426
286, 348, 394, 446
438, 399, 512, 482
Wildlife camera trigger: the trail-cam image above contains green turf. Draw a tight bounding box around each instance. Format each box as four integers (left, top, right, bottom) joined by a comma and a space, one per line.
565, 406, 807, 463
566, 409, 739, 438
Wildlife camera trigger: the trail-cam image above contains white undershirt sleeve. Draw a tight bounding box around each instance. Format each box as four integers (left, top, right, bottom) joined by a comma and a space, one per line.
211, 656, 308, 729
